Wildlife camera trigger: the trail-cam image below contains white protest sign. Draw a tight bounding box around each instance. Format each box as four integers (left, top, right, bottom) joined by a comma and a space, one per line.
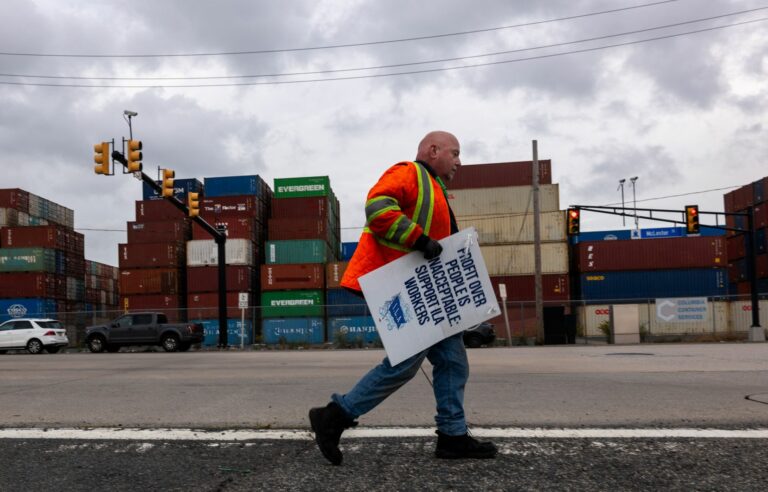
358, 227, 500, 366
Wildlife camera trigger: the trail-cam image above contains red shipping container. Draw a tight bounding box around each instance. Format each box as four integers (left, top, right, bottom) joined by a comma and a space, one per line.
187, 292, 242, 319
118, 242, 185, 269
733, 184, 754, 212
489, 275, 570, 302
0, 272, 65, 298
0, 189, 30, 212
260, 264, 324, 291
754, 177, 767, 204
120, 294, 184, 322
135, 200, 187, 222
448, 160, 552, 190
200, 195, 263, 219
120, 268, 182, 295
325, 262, 348, 289
127, 220, 191, 244
727, 234, 746, 261
65, 254, 86, 277
576, 236, 726, 272
755, 205, 767, 229
723, 190, 736, 214
192, 216, 260, 241
186, 265, 255, 293
271, 197, 332, 221
0, 225, 82, 254
268, 218, 333, 242
759, 253, 768, 279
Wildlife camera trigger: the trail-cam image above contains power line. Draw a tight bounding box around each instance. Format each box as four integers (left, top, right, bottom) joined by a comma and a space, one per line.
0, 0, 679, 59
5, 6, 765, 82
598, 185, 741, 207
2, 16, 765, 89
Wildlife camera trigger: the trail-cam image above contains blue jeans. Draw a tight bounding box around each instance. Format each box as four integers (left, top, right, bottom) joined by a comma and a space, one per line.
331, 332, 469, 436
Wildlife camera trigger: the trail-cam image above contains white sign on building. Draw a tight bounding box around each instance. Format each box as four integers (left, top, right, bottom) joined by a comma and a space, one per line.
656, 297, 708, 322
359, 228, 500, 365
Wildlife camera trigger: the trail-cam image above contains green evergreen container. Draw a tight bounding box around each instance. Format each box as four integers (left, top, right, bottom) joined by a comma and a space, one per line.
266, 240, 333, 264
0, 247, 57, 273
261, 290, 325, 317
274, 176, 331, 198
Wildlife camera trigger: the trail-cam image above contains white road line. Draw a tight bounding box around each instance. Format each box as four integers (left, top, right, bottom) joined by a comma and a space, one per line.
2, 427, 768, 441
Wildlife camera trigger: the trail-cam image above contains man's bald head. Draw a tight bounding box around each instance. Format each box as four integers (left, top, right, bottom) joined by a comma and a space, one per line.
415, 131, 462, 182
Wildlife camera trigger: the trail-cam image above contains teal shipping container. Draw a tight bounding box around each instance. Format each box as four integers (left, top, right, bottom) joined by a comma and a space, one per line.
265, 240, 334, 264
262, 317, 325, 344
327, 316, 380, 345
273, 176, 331, 198
0, 248, 57, 273
261, 290, 324, 317
194, 319, 254, 347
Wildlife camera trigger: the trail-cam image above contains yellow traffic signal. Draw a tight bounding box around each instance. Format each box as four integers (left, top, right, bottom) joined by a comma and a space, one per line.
126, 140, 143, 172
685, 205, 699, 234
93, 142, 110, 175
162, 169, 175, 198
567, 208, 580, 236
188, 192, 200, 217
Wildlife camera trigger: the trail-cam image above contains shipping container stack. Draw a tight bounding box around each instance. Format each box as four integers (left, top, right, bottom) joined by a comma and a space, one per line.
85, 260, 119, 323
187, 175, 272, 347
0, 188, 102, 344
446, 160, 569, 340
261, 176, 351, 345
724, 176, 768, 296
119, 179, 202, 323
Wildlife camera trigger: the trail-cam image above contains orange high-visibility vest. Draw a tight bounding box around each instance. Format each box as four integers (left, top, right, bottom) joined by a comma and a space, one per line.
341, 161, 452, 292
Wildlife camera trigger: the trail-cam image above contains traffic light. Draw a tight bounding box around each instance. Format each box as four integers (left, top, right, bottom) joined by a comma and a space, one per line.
567, 208, 580, 236
126, 140, 143, 173
685, 205, 699, 234
161, 169, 175, 198
93, 142, 110, 175
188, 192, 200, 217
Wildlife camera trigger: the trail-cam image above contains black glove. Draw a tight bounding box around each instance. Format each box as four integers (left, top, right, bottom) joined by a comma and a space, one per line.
414, 234, 443, 260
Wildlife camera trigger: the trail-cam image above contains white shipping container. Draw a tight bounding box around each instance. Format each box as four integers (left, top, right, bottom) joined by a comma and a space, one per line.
28, 193, 42, 217
577, 302, 732, 337
447, 184, 560, 217
186, 239, 254, 266
728, 300, 768, 332
480, 242, 568, 276
16, 211, 30, 226
458, 211, 566, 245
0, 208, 19, 227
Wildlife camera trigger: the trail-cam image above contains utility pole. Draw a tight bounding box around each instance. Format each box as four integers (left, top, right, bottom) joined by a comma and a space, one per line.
532, 140, 544, 344
618, 179, 626, 226
630, 176, 639, 230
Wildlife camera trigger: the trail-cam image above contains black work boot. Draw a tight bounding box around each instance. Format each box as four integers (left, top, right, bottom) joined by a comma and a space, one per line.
308, 402, 358, 465
435, 430, 498, 459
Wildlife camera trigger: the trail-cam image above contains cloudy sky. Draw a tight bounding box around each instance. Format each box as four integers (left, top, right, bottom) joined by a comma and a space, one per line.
1, 0, 766, 266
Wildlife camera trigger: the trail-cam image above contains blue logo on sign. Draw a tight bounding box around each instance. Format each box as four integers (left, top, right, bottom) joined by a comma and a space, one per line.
379, 294, 412, 331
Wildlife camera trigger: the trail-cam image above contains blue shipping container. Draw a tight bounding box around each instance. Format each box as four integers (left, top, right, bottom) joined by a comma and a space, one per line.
327, 316, 380, 345
204, 175, 268, 199
571, 226, 725, 244
262, 317, 325, 344
142, 178, 203, 201
579, 268, 728, 302
194, 319, 253, 347
341, 242, 358, 261
326, 288, 369, 317
0, 298, 59, 323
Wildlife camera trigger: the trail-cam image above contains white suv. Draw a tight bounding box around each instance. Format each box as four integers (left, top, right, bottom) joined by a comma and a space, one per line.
0, 318, 69, 354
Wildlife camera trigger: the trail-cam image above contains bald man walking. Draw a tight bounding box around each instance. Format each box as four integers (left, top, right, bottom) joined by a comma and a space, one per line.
309, 131, 497, 465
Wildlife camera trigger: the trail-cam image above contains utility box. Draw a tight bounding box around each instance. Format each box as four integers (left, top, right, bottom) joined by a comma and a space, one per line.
609, 305, 640, 344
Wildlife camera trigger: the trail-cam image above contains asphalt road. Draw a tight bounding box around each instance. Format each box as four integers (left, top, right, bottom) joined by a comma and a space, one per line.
1, 343, 767, 490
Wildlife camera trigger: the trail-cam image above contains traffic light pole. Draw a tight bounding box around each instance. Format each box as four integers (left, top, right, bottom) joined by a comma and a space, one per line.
747, 207, 765, 341
112, 151, 231, 348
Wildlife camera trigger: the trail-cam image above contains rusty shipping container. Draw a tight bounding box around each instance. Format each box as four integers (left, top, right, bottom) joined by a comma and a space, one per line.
576, 236, 726, 272
200, 195, 264, 219
732, 184, 755, 212
480, 242, 569, 276
260, 264, 324, 291
120, 294, 184, 322
120, 268, 182, 295
447, 185, 560, 217
192, 216, 262, 241
449, 160, 552, 190
127, 220, 191, 244
268, 218, 335, 242
0, 272, 65, 298
187, 292, 242, 319
186, 265, 255, 293
1, 225, 83, 254
271, 196, 334, 220
456, 211, 566, 245
0, 189, 30, 213
325, 262, 348, 289
489, 274, 570, 302
135, 199, 187, 222
118, 242, 185, 269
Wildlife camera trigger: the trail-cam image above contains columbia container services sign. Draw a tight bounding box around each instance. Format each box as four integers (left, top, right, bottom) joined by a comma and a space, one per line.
359, 228, 500, 365
656, 297, 708, 322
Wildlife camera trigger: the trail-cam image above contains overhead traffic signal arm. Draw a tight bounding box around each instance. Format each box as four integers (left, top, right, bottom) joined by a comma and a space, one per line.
570, 205, 750, 234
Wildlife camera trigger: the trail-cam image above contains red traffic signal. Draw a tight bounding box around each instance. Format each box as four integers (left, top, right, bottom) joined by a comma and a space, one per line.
685, 205, 699, 234
567, 208, 580, 235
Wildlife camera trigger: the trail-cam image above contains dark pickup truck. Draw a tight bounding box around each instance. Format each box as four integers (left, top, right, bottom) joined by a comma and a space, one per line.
85, 312, 204, 353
